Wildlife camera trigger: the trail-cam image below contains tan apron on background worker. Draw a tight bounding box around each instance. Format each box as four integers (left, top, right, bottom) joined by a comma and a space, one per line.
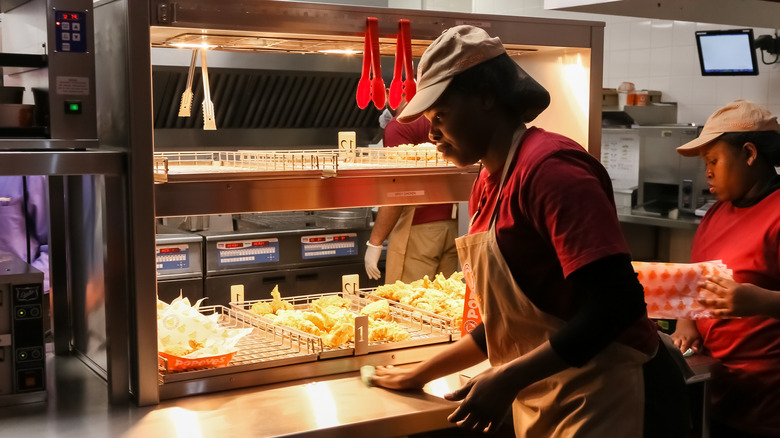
386, 206, 459, 284
385, 206, 416, 284
455, 134, 652, 437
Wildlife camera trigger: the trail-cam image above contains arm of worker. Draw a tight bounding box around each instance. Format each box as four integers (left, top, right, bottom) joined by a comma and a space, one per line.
371, 327, 488, 390
671, 319, 702, 353
444, 254, 648, 434
697, 275, 780, 319
364, 205, 405, 280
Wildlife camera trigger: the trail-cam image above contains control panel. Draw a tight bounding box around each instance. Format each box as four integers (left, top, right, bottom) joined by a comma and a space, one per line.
0, 254, 46, 405
301, 233, 358, 259
11, 283, 45, 393
54, 11, 87, 53
156, 244, 191, 272
217, 238, 280, 267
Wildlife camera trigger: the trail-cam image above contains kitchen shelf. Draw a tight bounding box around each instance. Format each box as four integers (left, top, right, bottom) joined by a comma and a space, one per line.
0, 52, 48, 68
0, 148, 124, 176
154, 167, 478, 217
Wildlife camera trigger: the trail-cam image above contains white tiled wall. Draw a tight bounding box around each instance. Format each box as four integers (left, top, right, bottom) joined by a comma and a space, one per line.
467, 0, 780, 124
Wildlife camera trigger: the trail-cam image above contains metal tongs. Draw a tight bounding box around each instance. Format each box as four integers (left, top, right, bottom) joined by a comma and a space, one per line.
176, 48, 216, 130
177, 49, 197, 117
200, 48, 216, 130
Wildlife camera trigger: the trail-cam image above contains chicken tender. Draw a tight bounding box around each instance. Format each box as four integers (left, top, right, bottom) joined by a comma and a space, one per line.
270, 286, 294, 313
369, 320, 411, 343
359, 299, 391, 321
322, 322, 354, 348
273, 310, 324, 336
251, 301, 274, 316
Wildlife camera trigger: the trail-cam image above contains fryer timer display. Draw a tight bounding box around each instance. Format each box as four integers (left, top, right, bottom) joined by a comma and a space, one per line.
217, 238, 279, 266
156, 244, 190, 272
301, 233, 358, 259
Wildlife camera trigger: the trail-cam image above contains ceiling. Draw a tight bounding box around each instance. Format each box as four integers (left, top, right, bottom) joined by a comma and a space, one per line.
544, 0, 780, 28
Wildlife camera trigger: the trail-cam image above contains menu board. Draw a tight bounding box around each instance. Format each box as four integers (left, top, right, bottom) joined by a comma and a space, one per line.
601, 131, 640, 190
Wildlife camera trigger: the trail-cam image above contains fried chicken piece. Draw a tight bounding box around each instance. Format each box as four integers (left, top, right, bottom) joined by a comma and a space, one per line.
273, 310, 324, 336
369, 320, 411, 343
251, 301, 273, 316
359, 299, 391, 321
371, 272, 466, 324
270, 285, 294, 313
302, 311, 327, 332
311, 295, 350, 312
322, 322, 354, 348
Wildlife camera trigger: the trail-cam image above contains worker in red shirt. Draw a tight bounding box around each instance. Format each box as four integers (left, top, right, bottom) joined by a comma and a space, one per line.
364, 110, 458, 284
370, 25, 688, 437
672, 99, 780, 438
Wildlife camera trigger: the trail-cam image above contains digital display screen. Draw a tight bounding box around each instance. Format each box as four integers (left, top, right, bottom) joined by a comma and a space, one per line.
159, 247, 180, 254
224, 242, 243, 249
252, 241, 269, 246
333, 236, 348, 241
696, 29, 759, 76
59, 12, 81, 20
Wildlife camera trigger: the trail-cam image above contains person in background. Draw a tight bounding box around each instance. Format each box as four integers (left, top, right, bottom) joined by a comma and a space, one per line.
670, 99, 780, 438
370, 25, 688, 437
364, 109, 459, 284
0, 175, 50, 328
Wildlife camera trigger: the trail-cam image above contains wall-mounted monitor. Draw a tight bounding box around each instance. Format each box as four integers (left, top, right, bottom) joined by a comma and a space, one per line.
695, 29, 759, 76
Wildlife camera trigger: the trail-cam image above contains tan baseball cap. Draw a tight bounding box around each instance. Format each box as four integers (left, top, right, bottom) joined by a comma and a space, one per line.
677, 99, 780, 157
397, 25, 506, 123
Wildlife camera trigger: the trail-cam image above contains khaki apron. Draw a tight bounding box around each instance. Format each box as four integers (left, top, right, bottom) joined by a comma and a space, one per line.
455, 131, 651, 438
385, 205, 416, 284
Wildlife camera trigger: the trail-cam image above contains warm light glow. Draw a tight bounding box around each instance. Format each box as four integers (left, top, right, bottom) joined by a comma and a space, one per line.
318, 49, 362, 55
166, 407, 203, 438
559, 53, 590, 117
171, 43, 218, 49
424, 377, 453, 399
303, 382, 339, 428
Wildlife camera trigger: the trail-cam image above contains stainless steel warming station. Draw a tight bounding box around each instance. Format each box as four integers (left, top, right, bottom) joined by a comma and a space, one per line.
83, 0, 606, 408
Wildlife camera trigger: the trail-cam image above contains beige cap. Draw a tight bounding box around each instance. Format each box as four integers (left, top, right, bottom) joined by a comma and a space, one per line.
397, 25, 506, 123
677, 99, 780, 157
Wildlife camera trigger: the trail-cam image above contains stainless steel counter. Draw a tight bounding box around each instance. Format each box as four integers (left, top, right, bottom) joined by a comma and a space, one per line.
0, 350, 719, 438
0, 352, 462, 438
618, 211, 701, 230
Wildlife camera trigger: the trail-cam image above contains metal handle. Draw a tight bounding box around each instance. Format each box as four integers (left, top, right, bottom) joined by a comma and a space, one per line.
177, 49, 198, 117
200, 48, 216, 130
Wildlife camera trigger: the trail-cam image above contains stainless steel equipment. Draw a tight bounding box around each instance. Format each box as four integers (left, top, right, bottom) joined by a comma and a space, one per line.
89, 0, 605, 406
0, 0, 97, 146
634, 125, 707, 215
155, 225, 204, 304
0, 252, 46, 407
603, 125, 707, 216
200, 209, 378, 306
1, 0, 130, 406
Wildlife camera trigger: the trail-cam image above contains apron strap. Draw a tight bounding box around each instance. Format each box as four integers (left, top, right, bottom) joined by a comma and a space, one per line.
488, 127, 526, 231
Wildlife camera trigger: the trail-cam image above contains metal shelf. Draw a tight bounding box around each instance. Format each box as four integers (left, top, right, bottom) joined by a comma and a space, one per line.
0, 52, 48, 68
0, 149, 125, 176
154, 168, 478, 217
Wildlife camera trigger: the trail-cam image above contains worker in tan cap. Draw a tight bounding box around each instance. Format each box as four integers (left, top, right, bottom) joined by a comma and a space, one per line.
671, 99, 780, 438
371, 25, 688, 437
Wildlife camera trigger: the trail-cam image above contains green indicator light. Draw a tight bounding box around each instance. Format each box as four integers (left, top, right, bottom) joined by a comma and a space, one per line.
64, 101, 82, 114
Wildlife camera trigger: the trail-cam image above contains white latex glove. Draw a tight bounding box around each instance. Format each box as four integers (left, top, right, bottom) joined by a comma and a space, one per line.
365, 242, 383, 280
